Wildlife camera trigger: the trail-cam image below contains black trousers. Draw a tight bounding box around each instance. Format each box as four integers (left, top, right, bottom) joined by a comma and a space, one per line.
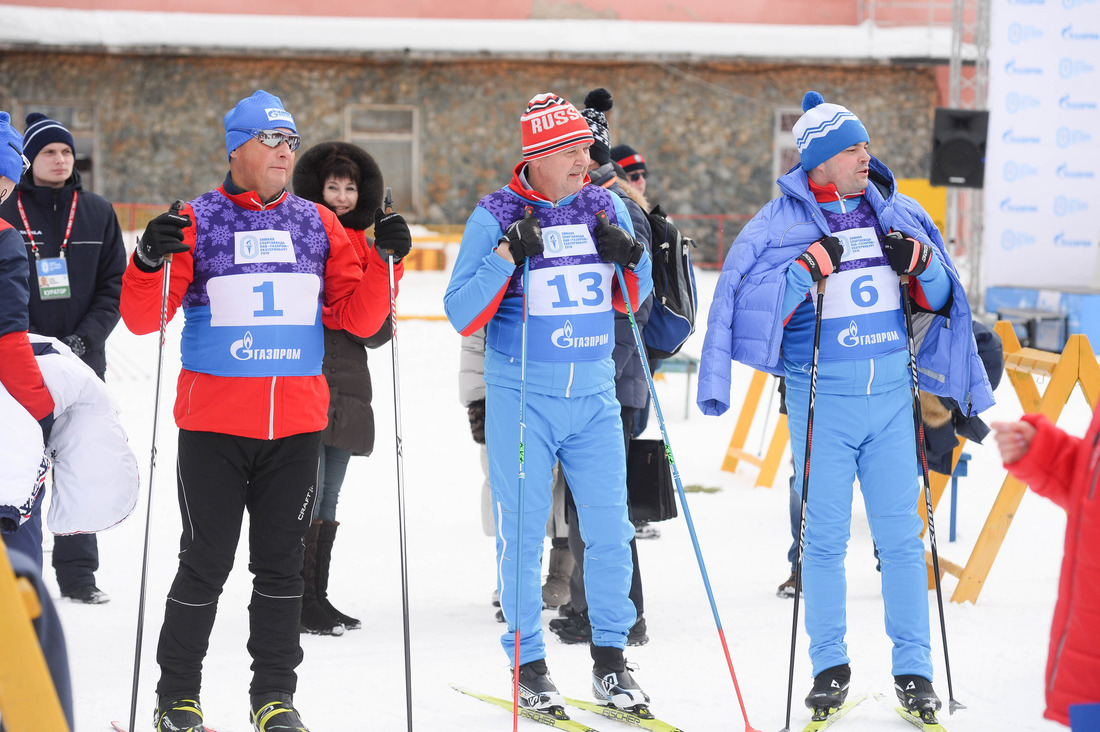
156, 429, 321, 699
52, 533, 98, 594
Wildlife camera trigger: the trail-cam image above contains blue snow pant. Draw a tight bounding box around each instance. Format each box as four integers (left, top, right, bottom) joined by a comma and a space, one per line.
486, 383, 636, 667
785, 382, 933, 680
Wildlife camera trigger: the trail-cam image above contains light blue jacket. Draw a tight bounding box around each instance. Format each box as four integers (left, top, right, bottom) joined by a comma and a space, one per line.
697, 158, 994, 417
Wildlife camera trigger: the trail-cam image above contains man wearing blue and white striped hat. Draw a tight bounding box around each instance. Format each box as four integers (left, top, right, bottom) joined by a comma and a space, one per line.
698, 91, 993, 725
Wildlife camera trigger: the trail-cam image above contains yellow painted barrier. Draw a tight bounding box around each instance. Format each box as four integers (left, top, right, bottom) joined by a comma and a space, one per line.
0, 541, 70, 730
930, 322, 1100, 604
721, 370, 789, 488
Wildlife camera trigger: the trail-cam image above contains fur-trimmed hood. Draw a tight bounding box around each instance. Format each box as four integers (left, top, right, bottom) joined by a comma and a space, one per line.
292, 141, 384, 232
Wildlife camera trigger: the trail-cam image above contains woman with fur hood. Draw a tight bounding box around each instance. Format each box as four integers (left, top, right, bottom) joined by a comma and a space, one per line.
292, 141, 409, 636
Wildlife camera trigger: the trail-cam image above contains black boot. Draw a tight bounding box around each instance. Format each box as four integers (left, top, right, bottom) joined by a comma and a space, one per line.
300, 519, 343, 636
513, 658, 565, 712
805, 663, 851, 714
316, 521, 361, 630
153, 695, 204, 731
894, 674, 941, 720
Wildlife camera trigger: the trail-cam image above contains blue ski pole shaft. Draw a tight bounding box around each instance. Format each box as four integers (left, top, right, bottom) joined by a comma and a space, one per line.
613, 260, 760, 732
512, 213, 533, 731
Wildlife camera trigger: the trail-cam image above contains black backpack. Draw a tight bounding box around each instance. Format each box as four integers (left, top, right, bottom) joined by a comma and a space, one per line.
643, 205, 698, 360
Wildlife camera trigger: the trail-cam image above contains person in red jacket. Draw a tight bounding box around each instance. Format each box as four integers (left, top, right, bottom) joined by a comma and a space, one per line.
120, 90, 410, 732
993, 410, 1100, 729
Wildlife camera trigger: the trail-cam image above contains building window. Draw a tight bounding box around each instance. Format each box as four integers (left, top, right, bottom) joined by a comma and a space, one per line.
345, 105, 419, 219
19, 102, 97, 191
773, 107, 802, 198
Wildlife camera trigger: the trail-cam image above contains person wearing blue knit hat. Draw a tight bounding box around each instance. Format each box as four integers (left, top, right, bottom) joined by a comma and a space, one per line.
698, 90, 993, 727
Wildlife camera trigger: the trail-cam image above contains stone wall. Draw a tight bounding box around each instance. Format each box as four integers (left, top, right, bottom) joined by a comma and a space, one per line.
0, 52, 939, 263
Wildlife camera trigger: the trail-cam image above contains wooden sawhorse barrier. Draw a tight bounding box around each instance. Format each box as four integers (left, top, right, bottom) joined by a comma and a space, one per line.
926, 322, 1100, 604
722, 369, 789, 487
0, 541, 70, 730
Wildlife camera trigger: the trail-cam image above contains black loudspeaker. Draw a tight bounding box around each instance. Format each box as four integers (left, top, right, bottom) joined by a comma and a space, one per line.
929, 108, 989, 188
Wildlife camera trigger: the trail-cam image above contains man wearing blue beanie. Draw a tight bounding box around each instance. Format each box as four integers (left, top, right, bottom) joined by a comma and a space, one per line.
0, 110, 127, 607
120, 89, 411, 732
698, 91, 993, 727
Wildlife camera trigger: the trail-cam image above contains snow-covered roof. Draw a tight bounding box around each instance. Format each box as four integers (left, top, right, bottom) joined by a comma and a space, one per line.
0, 5, 961, 64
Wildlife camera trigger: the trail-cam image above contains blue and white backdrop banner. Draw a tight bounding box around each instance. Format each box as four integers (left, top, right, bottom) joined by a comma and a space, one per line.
984, 0, 1100, 289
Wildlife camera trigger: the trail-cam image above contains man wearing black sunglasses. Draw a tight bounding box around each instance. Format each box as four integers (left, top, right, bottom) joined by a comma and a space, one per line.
120, 89, 409, 732
611, 144, 648, 197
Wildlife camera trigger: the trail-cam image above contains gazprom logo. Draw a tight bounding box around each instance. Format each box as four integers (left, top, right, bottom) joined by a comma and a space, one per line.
544, 230, 565, 255
1001, 197, 1039, 213
1056, 162, 1095, 179
1054, 232, 1093, 247
1006, 92, 1041, 112
230, 331, 302, 361
1062, 24, 1100, 40
1060, 57, 1096, 78
1008, 23, 1043, 43
837, 320, 900, 348
550, 320, 609, 350
1001, 231, 1037, 250
1057, 127, 1092, 147
265, 107, 295, 124
1059, 94, 1098, 110
1004, 161, 1039, 182
1002, 128, 1041, 144
1005, 59, 1044, 75
1054, 196, 1089, 216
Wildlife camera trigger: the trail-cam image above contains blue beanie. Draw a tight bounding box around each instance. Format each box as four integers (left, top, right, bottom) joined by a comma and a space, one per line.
0, 112, 26, 183
223, 90, 297, 160
792, 91, 869, 171
23, 112, 76, 165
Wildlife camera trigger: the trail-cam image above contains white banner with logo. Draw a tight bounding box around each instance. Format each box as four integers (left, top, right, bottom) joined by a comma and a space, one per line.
984, 0, 1100, 290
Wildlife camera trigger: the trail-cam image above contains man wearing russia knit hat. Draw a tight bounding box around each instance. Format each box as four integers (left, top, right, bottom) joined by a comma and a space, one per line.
698, 90, 992, 727
0, 110, 127, 607
445, 91, 654, 718
120, 88, 406, 732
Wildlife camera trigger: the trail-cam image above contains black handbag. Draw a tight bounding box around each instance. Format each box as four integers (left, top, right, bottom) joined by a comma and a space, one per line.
626, 439, 678, 523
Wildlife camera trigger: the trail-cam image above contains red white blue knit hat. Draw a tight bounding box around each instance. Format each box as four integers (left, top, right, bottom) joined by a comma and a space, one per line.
792, 91, 869, 171
520, 93, 594, 162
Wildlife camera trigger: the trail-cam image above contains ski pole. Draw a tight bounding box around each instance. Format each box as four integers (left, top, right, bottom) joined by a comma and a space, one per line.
126, 199, 183, 732
781, 278, 826, 732
898, 271, 964, 714
605, 212, 760, 732
382, 187, 415, 732
511, 206, 534, 732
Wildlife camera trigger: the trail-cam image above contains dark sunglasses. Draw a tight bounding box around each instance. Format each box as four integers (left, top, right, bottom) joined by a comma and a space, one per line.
234, 128, 302, 152
628, 171, 647, 182
7, 142, 31, 176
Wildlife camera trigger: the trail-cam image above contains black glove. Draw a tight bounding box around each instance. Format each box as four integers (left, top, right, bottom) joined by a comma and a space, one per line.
501, 208, 543, 263
374, 209, 412, 261
467, 399, 486, 444
883, 230, 933, 277
796, 236, 843, 282
38, 412, 55, 445
61, 334, 87, 358
595, 211, 643, 270
136, 204, 191, 271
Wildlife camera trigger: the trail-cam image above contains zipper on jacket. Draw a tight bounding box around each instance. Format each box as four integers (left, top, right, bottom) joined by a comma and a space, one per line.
1049, 426, 1100, 694
268, 376, 277, 439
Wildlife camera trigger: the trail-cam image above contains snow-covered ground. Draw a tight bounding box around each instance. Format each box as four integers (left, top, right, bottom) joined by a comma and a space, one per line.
45, 268, 1075, 731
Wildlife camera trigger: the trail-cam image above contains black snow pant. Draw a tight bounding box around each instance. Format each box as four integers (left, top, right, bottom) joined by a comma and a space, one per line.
155, 428, 321, 699
52, 533, 99, 594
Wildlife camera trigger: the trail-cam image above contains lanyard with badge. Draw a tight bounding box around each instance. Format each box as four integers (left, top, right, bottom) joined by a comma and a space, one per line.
19, 190, 77, 300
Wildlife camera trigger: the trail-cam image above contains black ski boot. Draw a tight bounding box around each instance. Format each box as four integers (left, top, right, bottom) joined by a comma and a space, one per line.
513, 658, 566, 715
548, 609, 591, 644
805, 663, 851, 721
153, 696, 204, 732
591, 645, 651, 716
250, 692, 309, 731
894, 674, 942, 723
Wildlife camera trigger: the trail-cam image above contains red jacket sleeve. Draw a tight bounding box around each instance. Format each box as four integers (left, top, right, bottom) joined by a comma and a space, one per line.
0, 331, 55, 420
1005, 411, 1098, 511
120, 204, 196, 335
321, 205, 402, 338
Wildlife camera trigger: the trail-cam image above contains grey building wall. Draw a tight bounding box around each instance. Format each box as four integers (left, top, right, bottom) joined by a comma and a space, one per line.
0, 51, 939, 263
